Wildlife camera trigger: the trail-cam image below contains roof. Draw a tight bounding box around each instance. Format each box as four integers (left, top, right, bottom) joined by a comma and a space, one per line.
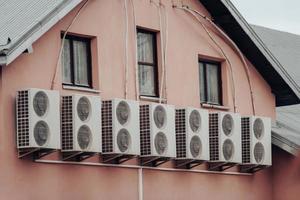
0, 0, 82, 65
251, 25, 300, 155
199, 0, 300, 106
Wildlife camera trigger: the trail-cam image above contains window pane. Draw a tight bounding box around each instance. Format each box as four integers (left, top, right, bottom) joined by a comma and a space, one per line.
137, 32, 154, 63
199, 62, 206, 102
73, 40, 89, 86
139, 65, 156, 96
206, 63, 220, 104
62, 39, 71, 84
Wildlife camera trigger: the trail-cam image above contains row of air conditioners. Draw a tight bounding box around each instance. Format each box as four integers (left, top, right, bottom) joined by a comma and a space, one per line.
16, 88, 271, 166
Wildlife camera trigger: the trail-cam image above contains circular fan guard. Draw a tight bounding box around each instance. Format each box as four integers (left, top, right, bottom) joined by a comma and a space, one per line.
116, 101, 130, 125
34, 120, 49, 146
253, 118, 264, 139
77, 97, 91, 122
117, 128, 131, 152
189, 110, 201, 132
77, 125, 92, 150
154, 132, 168, 155
33, 91, 49, 117
190, 135, 202, 158
222, 114, 234, 136
153, 106, 166, 129
254, 142, 265, 163
222, 139, 234, 161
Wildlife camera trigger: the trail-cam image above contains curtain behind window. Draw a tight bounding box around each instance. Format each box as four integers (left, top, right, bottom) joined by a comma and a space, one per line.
62, 39, 71, 84
73, 40, 89, 86
206, 63, 220, 104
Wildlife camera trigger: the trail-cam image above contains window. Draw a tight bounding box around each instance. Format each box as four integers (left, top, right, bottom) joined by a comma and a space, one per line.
199, 60, 222, 105
62, 34, 92, 88
137, 29, 158, 97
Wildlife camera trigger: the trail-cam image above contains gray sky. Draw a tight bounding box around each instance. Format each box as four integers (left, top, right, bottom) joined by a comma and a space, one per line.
230, 0, 300, 35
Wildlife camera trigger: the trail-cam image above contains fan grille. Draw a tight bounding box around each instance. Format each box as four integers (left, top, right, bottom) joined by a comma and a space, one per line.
154, 132, 168, 155
241, 117, 251, 163
153, 105, 166, 129
33, 91, 48, 117
17, 90, 30, 147
222, 139, 234, 161
102, 101, 113, 153
254, 142, 265, 164
209, 113, 219, 161
254, 118, 264, 139
140, 105, 151, 156
34, 120, 49, 146
77, 125, 92, 150
77, 97, 91, 122
61, 96, 73, 150
222, 114, 234, 136
175, 109, 186, 158
117, 128, 131, 152
116, 101, 130, 125
190, 135, 202, 158
189, 110, 201, 132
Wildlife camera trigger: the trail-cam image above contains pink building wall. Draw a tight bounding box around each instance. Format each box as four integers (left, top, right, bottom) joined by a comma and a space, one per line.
0, 0, 278, 199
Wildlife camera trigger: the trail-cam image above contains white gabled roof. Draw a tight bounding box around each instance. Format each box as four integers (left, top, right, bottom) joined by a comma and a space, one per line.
0, 0, 82, 65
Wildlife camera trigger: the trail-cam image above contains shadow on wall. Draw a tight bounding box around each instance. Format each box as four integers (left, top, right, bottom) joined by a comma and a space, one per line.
272, 146, 300, 200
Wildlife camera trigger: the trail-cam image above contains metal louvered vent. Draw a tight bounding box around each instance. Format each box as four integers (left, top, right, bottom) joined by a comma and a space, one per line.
102, 101, 113, 153
241, 117, 251, 163
222, 114, 234, 136
189, 110, 201, 132
17, 90, 30, 147
154, 132, 168, 155
77, 125, 92, 150
253, 118, 264, 140
153, 105, 166, 129
140, 105, 151, 156
33, 91, 49, 117
34, 120, 49, 146
175, 109, 186, 158
77, 97, 91, 122
190, 135, 202, 158
117, 128, 131, 152
222, 139, 234, 161
254, 142, 265, 164
209, 113, 219, 161
61, 96, 73, 150
116, 101, 130, 125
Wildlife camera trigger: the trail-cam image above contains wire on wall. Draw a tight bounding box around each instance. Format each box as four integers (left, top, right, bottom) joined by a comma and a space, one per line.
174, 5, 238, 113
124, 0, 129, 99
179, 5, 256, 115
129, 0, 140, 101
50, 0, 90, 90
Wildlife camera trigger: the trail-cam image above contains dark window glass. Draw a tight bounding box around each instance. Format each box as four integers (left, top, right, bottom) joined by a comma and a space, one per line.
62, 34, 92, 88
137, 29, 158, 97
199, 61, 222, 105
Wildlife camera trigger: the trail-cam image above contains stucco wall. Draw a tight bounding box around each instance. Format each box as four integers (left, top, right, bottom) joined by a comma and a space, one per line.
0, 0, 276, 199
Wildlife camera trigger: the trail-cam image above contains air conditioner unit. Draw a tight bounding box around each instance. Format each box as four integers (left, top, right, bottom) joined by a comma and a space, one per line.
101, 99, 140, 155
16, 88, 60, 150
140, 103, 176, 158
241, 116, 271, 166
209, 112, 242, 164
61, 94, 101, 153
175, 107, 209, 161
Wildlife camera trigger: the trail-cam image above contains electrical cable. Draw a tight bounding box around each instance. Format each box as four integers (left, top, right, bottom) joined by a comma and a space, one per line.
160, 1, 168, 103
124, 0, 129, 99
175, 5, 237, 113
129, 0, 140, 101
181, 5, 256, 115
50, 0, 90, 90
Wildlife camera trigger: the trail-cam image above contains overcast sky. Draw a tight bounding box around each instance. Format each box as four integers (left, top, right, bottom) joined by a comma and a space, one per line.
230, 0, 300, 35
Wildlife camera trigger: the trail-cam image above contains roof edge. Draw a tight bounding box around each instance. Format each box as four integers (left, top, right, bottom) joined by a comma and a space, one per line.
272, 131, 300, 156
220, 0, 300, 103
0, 0, 83, 66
